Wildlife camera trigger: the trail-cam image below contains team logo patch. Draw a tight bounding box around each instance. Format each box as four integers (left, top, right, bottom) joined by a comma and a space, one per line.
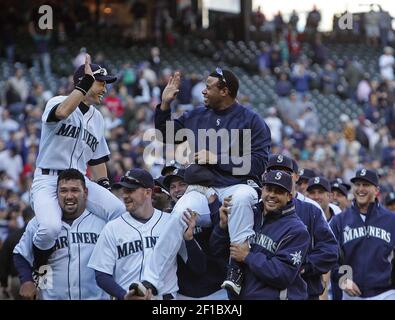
360, 169, 366, 176
299, 169, 304, 175
277, 155, 284, 163
290, 251, 302, 266
216, 119, 221, 126
314, 177, 320, 184
275, 172, 282, 180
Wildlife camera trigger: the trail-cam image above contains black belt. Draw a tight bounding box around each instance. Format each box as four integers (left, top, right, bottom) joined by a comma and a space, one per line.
162, 293, 174, 300
41, 168, 64, 175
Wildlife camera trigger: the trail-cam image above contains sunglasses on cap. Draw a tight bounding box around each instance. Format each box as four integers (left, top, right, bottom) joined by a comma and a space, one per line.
120, 175, 143, 187
93, 67, 108, 76
215, 67, 227, 86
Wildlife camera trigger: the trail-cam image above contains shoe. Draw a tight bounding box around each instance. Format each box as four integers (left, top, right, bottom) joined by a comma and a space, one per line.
185, 185, 216, 200
129, 281, 158, 296
221, 266, 243, 295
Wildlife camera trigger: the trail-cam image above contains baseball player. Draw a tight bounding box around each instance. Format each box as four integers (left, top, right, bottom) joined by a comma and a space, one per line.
330, 178, 350, 211
30, 55, 125, 271
136, 69, 271, 296
13, 169, 109, 300
211, 171, 310, 300
384, 192, 395, 212
307, 177, 340, 222
265, 155, 338, 300
88, 168, 200, 300
162, 169, 228, 300
296, 168, 317, 195
330, 169, 395, 300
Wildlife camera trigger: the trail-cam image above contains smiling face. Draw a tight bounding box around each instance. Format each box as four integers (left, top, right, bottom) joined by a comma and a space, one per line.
86, 80, 107, 104
169, 177, 188, 202
331, 189, 348, 210
201, 76, 227, 109
262, 185, 292, 213
121, 187, 152, 217
307, 186, 330, 211
58, 179, 88, 219
353, 180, 378, 211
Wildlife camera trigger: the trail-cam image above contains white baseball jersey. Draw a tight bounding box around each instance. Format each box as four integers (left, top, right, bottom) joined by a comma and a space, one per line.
14, 210, 110, 300
88, 209, 178, 297
36, 96, 110, 174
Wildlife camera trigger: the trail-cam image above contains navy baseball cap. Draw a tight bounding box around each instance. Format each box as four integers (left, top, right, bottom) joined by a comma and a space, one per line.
297, 168, 317, 184
263, 170, 293, 194
161, 160, 182, 176
307, 176, 331, 193
332, 178, 351, 191
267, 154, 294, 173
385, 192, 395, 206
163, 169, 186, 189
113, 168, 154, 190
73, 63, 117, 85
350, 168, 379, 187
331, 182, 348, 197
291, 159, 299, 174
184, 164, 214, 187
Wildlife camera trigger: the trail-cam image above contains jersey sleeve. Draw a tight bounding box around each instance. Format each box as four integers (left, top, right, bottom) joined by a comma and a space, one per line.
88, 224, 118, 275
13, 219, 39, 266
42, 96, 68, 123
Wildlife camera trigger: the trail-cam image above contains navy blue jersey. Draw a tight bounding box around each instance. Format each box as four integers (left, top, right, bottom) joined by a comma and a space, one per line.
177, 200, 227, 297
211, 201, 310, 300
294, 198, 338, 297
155, 103, 271, 187
330, 201, 395, 298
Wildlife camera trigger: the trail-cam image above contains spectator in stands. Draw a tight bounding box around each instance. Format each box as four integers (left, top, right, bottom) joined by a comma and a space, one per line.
291, 64, 311, 94
305, 5, 321, 38
379, 47, 394, 81
356, 74, 372, 104
275, 72, 292, 97
252, 6, 265, 30
365, 8, 380, 48
289, 10, 299, 31
321, 62, 338, 95
264, 107, 283, 146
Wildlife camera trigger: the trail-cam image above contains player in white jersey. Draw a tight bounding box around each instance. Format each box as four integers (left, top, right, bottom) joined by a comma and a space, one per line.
14, 169, 109, 300
88, 168, 198, 300
30, 55, 125, 270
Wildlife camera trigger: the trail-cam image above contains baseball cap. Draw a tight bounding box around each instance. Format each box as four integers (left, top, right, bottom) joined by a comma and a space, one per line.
385, 192, 395, 206
184, 164, 214, 187
113, 168, 154, 190
267, 154, 294, 173
331, 182, 348, 197
161, 160, 182, 176
263, 170, 293, 194
350, 168, 379, 187
163, 169, 186, 189
297, 168, 317, 184
73, 63, 117, 85
332, 178, 351, 191
307, 176, 331, 193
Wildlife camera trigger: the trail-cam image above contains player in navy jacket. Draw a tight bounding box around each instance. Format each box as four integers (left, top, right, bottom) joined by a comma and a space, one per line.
265, 155, 338, 299
211, 171, 310, 300
330, 168, 395, 299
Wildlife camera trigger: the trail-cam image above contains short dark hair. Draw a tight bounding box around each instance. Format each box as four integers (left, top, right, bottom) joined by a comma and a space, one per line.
209, 69, 239, 99
57, 169, 86, 189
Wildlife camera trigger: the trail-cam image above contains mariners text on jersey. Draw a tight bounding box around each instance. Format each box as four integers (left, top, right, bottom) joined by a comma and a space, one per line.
117, 236, 159, 259
343, 225, 391, 244
250, 232, 278, 253
56, 124, 99, 152
54, 232, 100, 250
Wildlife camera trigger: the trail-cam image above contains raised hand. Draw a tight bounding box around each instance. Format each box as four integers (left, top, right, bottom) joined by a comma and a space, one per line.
161, 71, 181, 109
84, 53, 93, 78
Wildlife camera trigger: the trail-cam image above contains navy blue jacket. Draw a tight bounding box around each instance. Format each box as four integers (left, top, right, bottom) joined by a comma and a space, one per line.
330, 201, 395, 298
177, 200, 227, 297
211, 201, 310, 300
155, 103, 271, 187
294, 198, 339, 297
